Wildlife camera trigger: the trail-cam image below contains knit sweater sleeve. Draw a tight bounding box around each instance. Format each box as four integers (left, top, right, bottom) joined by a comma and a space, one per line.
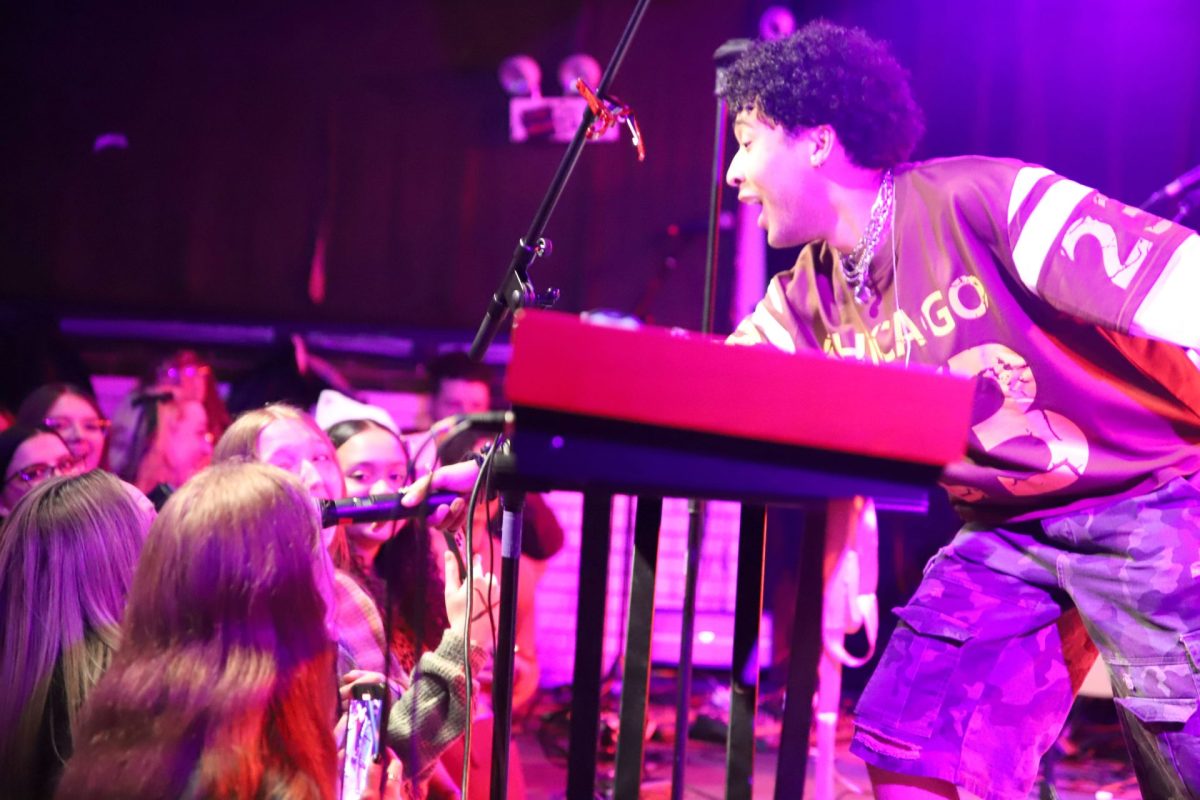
384, 628, 489, 792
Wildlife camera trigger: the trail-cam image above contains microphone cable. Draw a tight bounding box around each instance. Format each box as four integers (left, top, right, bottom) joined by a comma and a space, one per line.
458, 431, 501, 800
380, 412, 504, 800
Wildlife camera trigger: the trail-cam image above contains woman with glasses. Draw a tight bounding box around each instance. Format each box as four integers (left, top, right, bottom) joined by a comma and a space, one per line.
0, 425, 83, 520
149, 349, 231, 444
16, 383, 111, 473
0, 470, 150, 798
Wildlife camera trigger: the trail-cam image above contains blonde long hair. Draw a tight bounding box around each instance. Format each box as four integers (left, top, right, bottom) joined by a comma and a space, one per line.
212, 404, 317, 463
0, 471, 147, 798
59, 462, 337, 799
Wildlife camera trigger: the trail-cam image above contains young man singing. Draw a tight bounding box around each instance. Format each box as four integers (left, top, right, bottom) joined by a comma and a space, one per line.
722, 20, 1200, 800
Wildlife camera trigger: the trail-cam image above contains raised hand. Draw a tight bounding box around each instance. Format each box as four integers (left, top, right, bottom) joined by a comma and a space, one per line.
442, 551, 499, 651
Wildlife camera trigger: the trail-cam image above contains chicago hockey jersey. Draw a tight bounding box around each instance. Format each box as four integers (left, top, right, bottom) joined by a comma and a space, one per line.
732, 156, 1200, 523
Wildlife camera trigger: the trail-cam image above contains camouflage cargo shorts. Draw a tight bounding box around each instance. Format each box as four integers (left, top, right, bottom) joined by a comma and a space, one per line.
850, 474, 1200, 800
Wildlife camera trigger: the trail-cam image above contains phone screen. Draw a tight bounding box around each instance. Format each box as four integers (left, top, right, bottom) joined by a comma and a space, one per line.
340, 683, 385, 800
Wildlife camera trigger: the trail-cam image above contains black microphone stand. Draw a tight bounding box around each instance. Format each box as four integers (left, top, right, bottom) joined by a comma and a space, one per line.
1171, 187, 1200, 224
669, 38, 751, 800
468, 4, 655, 799
468, 0, 654, 362
488, 447, 524, 800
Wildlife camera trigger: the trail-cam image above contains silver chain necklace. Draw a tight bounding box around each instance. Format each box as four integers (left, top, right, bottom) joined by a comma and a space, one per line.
840, 169, 894, 305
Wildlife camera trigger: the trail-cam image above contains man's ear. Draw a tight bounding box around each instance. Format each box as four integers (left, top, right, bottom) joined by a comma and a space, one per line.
808, 124, 837, 167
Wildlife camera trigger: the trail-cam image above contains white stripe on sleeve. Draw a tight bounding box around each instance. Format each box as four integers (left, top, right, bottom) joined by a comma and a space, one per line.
1007, 166, 1053, 225
1129, 233, 1200, 349
731, 279, 798, 353
1010, 177, 1093, 292
755, 310, 797, 353
759, 279, 799, 353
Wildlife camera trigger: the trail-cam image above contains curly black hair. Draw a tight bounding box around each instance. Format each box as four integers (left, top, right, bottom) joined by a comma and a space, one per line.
720, 20, 924, 169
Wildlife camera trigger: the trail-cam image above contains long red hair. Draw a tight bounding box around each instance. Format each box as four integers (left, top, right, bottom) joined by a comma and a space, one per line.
58, 462, 337, 799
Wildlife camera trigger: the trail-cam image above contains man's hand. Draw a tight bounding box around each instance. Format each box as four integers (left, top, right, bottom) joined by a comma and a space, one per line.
400, 461, 480, 531
442, 551, 498, 651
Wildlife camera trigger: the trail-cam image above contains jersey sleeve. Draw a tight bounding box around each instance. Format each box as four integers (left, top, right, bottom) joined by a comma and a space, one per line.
727, 243, 831, 352
1003, 166, 1200, 348
727, 267, 803, 350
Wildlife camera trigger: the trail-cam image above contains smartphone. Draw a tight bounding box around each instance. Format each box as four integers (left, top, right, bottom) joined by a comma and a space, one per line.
340, 682, 385, 800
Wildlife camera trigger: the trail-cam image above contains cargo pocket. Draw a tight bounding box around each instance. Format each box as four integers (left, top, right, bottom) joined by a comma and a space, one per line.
1108, 631, 1200, 796
855, 602, 976, 738
1110, 631, 1200, 724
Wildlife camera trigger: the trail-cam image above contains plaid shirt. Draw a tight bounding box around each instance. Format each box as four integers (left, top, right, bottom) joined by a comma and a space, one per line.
332, 568, 489, 797
333, 568, 406, 682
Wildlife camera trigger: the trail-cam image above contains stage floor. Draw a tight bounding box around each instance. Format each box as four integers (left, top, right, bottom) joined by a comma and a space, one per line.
512, 685, 1140, 799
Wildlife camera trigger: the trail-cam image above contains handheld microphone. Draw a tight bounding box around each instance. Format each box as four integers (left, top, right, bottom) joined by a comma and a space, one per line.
133, 390, 175, 406
319, 491, 461, 528
148, 482, 176, 511
1143, 162, 1200, 208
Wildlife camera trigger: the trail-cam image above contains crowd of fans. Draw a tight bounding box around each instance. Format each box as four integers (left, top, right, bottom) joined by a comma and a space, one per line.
0, 348, 563, 800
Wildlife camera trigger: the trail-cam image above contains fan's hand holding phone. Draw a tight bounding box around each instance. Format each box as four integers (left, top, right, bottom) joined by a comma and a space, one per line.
340, 683, 385, 800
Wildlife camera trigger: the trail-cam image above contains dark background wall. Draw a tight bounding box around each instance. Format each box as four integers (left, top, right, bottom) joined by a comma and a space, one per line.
3, 0, 1198, 335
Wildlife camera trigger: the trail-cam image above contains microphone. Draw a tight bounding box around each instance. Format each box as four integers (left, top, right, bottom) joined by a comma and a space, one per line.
133, 390, 175, 406
318, 490, 461, 528
148, 482, 176, 511
150, 484, 464, 527
1143, 162, 1200, 208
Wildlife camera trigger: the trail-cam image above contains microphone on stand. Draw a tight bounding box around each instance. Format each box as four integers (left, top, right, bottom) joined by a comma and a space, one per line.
319, 491, 462, 528
1142, 162, 1200, 208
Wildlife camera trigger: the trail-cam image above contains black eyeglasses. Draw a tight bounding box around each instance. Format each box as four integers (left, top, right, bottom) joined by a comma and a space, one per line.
3, 454, 86, 486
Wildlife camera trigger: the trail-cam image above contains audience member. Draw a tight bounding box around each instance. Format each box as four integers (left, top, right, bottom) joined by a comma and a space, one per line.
108, 388, 214, 494
414, 353, 496, 469
0, 471, 151, 799
327, 418, 442, 663
0, 425, 84, 520
425, 353, 495, 425
16, 383, 111, 472
329, 416, 500, 800
213, 404, 497, 795
420, 355, 562, 712
58, 462, 338, 799
150, 349, 232, 442
420, 356, 564, 569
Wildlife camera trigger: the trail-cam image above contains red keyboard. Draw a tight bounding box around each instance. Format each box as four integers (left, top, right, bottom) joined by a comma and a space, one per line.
505, 309, 973, 469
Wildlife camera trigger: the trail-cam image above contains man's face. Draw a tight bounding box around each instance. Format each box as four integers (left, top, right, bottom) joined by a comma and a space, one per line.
725, 110, 829, 248
431, 378, 491, 421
